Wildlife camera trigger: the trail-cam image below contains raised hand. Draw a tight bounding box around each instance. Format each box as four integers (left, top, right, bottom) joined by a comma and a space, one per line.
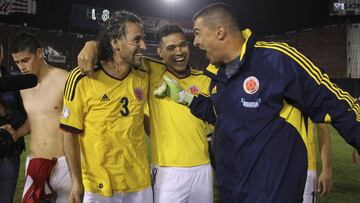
154, 74, 194, 106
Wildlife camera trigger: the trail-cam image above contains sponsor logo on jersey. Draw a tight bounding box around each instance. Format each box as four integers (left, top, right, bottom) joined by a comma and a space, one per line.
241, 98, 261, 108
243, 76, 259, 94
61, 106, 70, 118
134, 88, 144, 101
100, 94, 110, 102
189, 85, 200, 95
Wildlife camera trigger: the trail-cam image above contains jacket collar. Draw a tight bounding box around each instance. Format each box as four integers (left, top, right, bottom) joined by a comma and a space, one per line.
204, 29, 256, 83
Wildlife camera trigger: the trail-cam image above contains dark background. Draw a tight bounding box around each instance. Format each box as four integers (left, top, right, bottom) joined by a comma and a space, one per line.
1, 0, 360, 96
0, 0, 340, 35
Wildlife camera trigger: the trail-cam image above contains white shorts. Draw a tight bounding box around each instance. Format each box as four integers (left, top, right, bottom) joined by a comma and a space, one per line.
84, 187, 153, 203
152, 164, 213, 203
23, 156, 71, 203
303, 170, 317, 203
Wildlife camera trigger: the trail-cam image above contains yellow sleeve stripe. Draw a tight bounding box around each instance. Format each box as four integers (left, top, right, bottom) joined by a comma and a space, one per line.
255, 41, 360, 121
64, 68, 84, 101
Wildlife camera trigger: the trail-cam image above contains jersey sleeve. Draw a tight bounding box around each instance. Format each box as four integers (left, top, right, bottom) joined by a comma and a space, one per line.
189, 93, 217, 125
142, 57, 166, 86
60, 68, 85, 134
188, 69, 216, 125
279, 43, 360, 151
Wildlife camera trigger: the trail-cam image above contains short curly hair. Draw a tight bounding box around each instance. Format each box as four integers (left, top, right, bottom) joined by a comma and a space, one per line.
155, 24, 185, 44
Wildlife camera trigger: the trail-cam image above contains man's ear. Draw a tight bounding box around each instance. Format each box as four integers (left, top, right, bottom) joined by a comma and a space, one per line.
157, 46, 164, 59
217, 25, 226, 40
110, 39, 119, 51
36, 48, 44, 58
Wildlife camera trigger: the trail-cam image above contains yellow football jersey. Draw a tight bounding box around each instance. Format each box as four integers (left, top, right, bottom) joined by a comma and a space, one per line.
143, 58, 211, 167
60, 66, 150, 196
306, 119, 317, 170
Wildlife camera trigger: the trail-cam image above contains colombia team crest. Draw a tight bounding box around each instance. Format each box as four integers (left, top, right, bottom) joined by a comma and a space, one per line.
188, 85, 200, 95
243, 76, 259, 94
134, 87, 144, 101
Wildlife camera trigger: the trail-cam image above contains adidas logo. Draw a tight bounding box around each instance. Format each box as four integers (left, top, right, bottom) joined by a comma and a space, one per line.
100, 94, 110, 102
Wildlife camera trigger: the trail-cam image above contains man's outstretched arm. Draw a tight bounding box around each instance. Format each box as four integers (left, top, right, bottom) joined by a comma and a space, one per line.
154, 74, 216, 124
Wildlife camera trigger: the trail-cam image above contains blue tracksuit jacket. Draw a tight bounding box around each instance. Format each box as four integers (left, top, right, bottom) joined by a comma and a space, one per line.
189, 29, 360, 202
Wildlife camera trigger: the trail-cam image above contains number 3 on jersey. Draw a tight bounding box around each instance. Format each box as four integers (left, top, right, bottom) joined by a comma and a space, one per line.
120, 97, 129, 116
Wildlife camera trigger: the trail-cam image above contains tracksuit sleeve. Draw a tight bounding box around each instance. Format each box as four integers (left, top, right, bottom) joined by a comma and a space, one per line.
281, 50, 360, 151
189, 94, 217, 125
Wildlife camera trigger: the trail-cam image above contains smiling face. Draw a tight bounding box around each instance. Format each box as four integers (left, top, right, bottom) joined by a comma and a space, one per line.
114, 22, 147, 68
11, 48, 43, 75
157, 32, 189, 73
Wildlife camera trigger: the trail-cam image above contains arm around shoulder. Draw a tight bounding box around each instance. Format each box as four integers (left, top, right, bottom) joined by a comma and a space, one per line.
77, 40, 99, 78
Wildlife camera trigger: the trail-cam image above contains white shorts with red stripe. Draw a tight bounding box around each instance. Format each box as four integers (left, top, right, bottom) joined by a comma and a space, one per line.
23, 156, 71, 203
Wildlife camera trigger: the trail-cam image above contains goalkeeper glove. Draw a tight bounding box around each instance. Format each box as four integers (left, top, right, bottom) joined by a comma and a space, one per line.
154, 74, 194, 106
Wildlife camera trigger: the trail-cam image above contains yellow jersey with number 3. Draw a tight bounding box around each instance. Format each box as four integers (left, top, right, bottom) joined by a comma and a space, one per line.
60, 65, 150, 196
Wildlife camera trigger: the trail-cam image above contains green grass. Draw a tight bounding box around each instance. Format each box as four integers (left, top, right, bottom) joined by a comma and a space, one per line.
317, 127, 360, 202
14, 128, 360, 202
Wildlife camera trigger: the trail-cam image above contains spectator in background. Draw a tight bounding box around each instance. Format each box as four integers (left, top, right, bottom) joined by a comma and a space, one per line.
303, 123, 332, 203
0, 43, 27, 203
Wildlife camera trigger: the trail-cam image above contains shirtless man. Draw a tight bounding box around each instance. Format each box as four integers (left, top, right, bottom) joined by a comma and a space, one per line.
9, 32, 70, 203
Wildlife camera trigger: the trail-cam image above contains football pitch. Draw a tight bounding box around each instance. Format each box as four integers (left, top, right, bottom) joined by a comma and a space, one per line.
13, 127, 360, 202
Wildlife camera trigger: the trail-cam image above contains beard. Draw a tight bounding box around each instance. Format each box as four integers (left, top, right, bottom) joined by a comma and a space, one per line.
131, 55, 143, 68
121, 51, 143, 68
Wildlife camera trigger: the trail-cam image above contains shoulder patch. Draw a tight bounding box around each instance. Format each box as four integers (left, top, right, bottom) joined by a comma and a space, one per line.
64, 67, 85, 101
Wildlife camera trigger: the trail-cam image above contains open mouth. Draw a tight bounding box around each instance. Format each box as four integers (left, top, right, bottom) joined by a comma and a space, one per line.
173, 57, 186, 65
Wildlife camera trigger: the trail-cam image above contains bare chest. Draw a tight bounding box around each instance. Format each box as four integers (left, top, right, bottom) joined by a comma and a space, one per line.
21, 85, 63, 116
